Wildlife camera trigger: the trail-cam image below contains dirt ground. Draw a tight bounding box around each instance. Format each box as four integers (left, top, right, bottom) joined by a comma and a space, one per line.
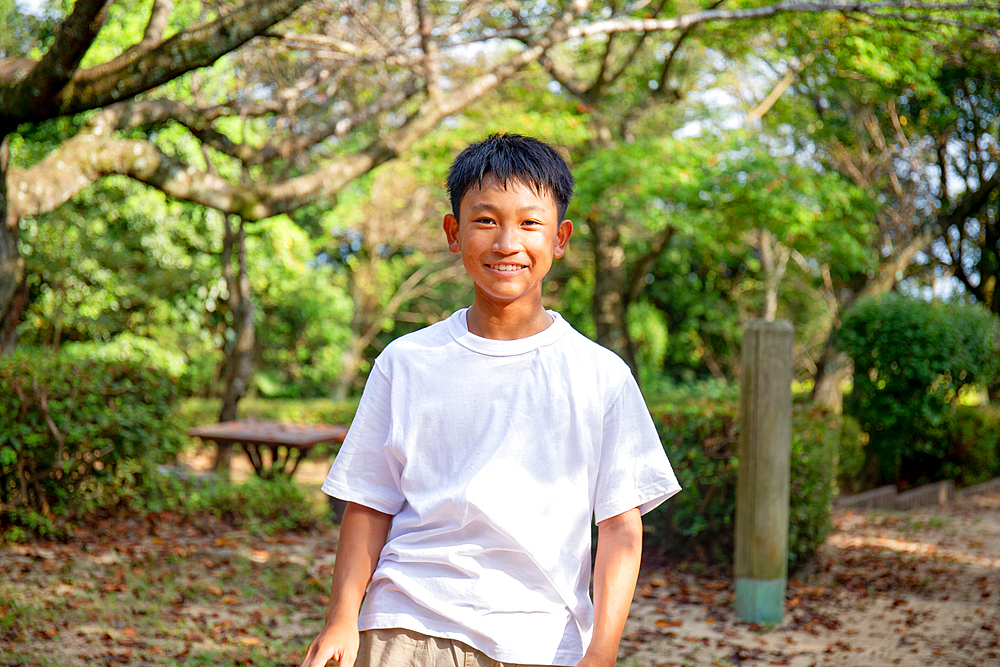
620, 491, 1000, 667
2, 452, 998, 667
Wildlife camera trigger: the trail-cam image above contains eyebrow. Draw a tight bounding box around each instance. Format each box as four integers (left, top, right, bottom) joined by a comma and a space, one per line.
467, 203, 549, 215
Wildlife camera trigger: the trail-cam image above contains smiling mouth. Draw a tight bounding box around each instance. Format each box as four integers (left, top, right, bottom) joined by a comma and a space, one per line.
488, 264, 526, 272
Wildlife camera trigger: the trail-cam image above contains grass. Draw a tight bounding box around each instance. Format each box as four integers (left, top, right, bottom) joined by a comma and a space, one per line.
899, 514, 951, 535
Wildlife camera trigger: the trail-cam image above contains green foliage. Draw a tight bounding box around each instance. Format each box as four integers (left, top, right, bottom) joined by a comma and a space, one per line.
835, 415, 867, 495
61, 334, 188, 377
244, 216, 354, 398
177, 397, 359, 429
787, 403, 840, 566
940, 406, 1000, 487
570, 132, 877, 383
183, 475, 326, 535
14, 169, 353, 399
0, 346, 180, 530
644, 392, 837, 571
627, 300, 669, 389
839, 294, 1000, 485
643, 237, 751, 382
646, 396, 740, 560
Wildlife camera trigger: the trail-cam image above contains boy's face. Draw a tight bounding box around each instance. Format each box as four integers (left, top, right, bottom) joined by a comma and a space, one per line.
443, 175, 572, 312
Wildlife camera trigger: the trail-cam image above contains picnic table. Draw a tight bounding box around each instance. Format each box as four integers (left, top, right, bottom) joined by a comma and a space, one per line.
187, 420, 349, 478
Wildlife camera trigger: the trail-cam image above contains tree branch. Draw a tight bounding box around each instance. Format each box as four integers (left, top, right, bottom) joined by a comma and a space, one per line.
746, 52, 815, 123
9, 134, 254, 220
1, 0, 311, 126
569, 1, 1000, 40
87, 0, 177, 84
417, 0, 443, 101
626, 225, 676, 305
141, 0, 176, 47
937, 168, 1000, 233
1, 0, 112, 123
259, 0, 596, 216
250, 79, 424, 166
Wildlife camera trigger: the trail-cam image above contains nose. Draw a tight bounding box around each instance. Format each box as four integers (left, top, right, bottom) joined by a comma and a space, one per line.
492, 226, 520, 253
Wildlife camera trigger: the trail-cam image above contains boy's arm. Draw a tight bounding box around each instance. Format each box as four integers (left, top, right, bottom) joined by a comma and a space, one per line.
578, 508, 643, 667
300, 502, 393, 667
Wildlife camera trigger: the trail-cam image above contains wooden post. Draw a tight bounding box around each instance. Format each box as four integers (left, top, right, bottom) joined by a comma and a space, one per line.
735, 318, 794, 624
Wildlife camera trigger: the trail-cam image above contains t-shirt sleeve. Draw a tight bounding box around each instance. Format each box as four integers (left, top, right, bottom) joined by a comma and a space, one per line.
593, 375, 681, 524
321, 363, 405, 515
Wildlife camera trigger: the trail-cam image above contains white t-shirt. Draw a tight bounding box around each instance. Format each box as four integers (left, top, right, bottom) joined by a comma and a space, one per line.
322, 309, 680, 666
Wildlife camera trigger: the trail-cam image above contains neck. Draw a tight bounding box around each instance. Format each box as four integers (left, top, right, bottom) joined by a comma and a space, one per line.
466, 296, 553, 340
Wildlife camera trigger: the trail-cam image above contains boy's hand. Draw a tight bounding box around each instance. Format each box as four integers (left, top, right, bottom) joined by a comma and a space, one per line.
300, 620, 359, 667
574, 650, 618, 667
300, 502, 393, 667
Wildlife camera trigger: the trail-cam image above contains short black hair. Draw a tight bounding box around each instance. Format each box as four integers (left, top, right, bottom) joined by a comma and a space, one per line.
446, 133, 574, 221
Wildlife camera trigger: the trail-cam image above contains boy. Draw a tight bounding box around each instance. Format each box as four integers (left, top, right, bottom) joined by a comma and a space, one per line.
301, 134, 680, 667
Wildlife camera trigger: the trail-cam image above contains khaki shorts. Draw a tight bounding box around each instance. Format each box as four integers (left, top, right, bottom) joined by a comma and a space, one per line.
357, 628, 550, 667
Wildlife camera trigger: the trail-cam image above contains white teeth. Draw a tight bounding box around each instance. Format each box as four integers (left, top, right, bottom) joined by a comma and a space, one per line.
490, 264, 522, 272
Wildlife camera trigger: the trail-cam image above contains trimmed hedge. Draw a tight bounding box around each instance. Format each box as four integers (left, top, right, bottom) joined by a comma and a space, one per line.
0, 347, 179, 521
839, 293, 1000, 486
645, 395, 838, 570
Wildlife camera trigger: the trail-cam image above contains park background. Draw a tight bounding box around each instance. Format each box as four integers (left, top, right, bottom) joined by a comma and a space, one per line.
1, 1, 1000, 665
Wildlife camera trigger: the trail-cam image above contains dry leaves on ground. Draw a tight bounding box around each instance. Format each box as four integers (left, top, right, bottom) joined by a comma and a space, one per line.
2, 490, 998, 666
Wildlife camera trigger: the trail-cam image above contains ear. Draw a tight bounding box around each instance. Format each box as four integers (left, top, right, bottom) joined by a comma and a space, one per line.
443, 214, 461, 254
552, 219, 573, 259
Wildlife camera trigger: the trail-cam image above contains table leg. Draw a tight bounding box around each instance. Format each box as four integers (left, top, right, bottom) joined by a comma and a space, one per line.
244, 442, 264, 475
285, 447, 306, 477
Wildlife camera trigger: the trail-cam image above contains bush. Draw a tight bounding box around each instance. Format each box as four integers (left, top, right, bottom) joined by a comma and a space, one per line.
184, 475, 327, 534
839, 294, 1000, 486
835, 415, 867, 494
940, 405, 1000, 487
0, 346, 179, 529
644, 394, 837, 571
646, 396, 739, 561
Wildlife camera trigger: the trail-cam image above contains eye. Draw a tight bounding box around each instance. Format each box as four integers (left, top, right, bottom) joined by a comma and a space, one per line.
473, 217, 496, 225
522, 219, 541, 227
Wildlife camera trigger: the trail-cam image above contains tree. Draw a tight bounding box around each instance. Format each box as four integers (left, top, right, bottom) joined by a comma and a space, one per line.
1, 0, 312, 351
322, 160, 463, 398
763, 28, 1000, 408
916, 45, 1000, 315
571, 132, 875, 385
519, 1, 999, 382
4, 0, 997, 398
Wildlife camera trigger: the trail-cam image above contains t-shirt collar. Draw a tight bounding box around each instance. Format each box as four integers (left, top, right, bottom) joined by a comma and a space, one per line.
446, 308, 571, 356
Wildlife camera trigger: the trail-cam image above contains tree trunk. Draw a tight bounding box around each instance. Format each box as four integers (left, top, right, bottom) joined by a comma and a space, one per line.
591, 212, 639, 382
758, 229, 790, 322
214, 216, 255, 474
0, 133, 26, 354
810, 232, 932, 412
332, 256, 378, 399
811, 341, 851, 413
